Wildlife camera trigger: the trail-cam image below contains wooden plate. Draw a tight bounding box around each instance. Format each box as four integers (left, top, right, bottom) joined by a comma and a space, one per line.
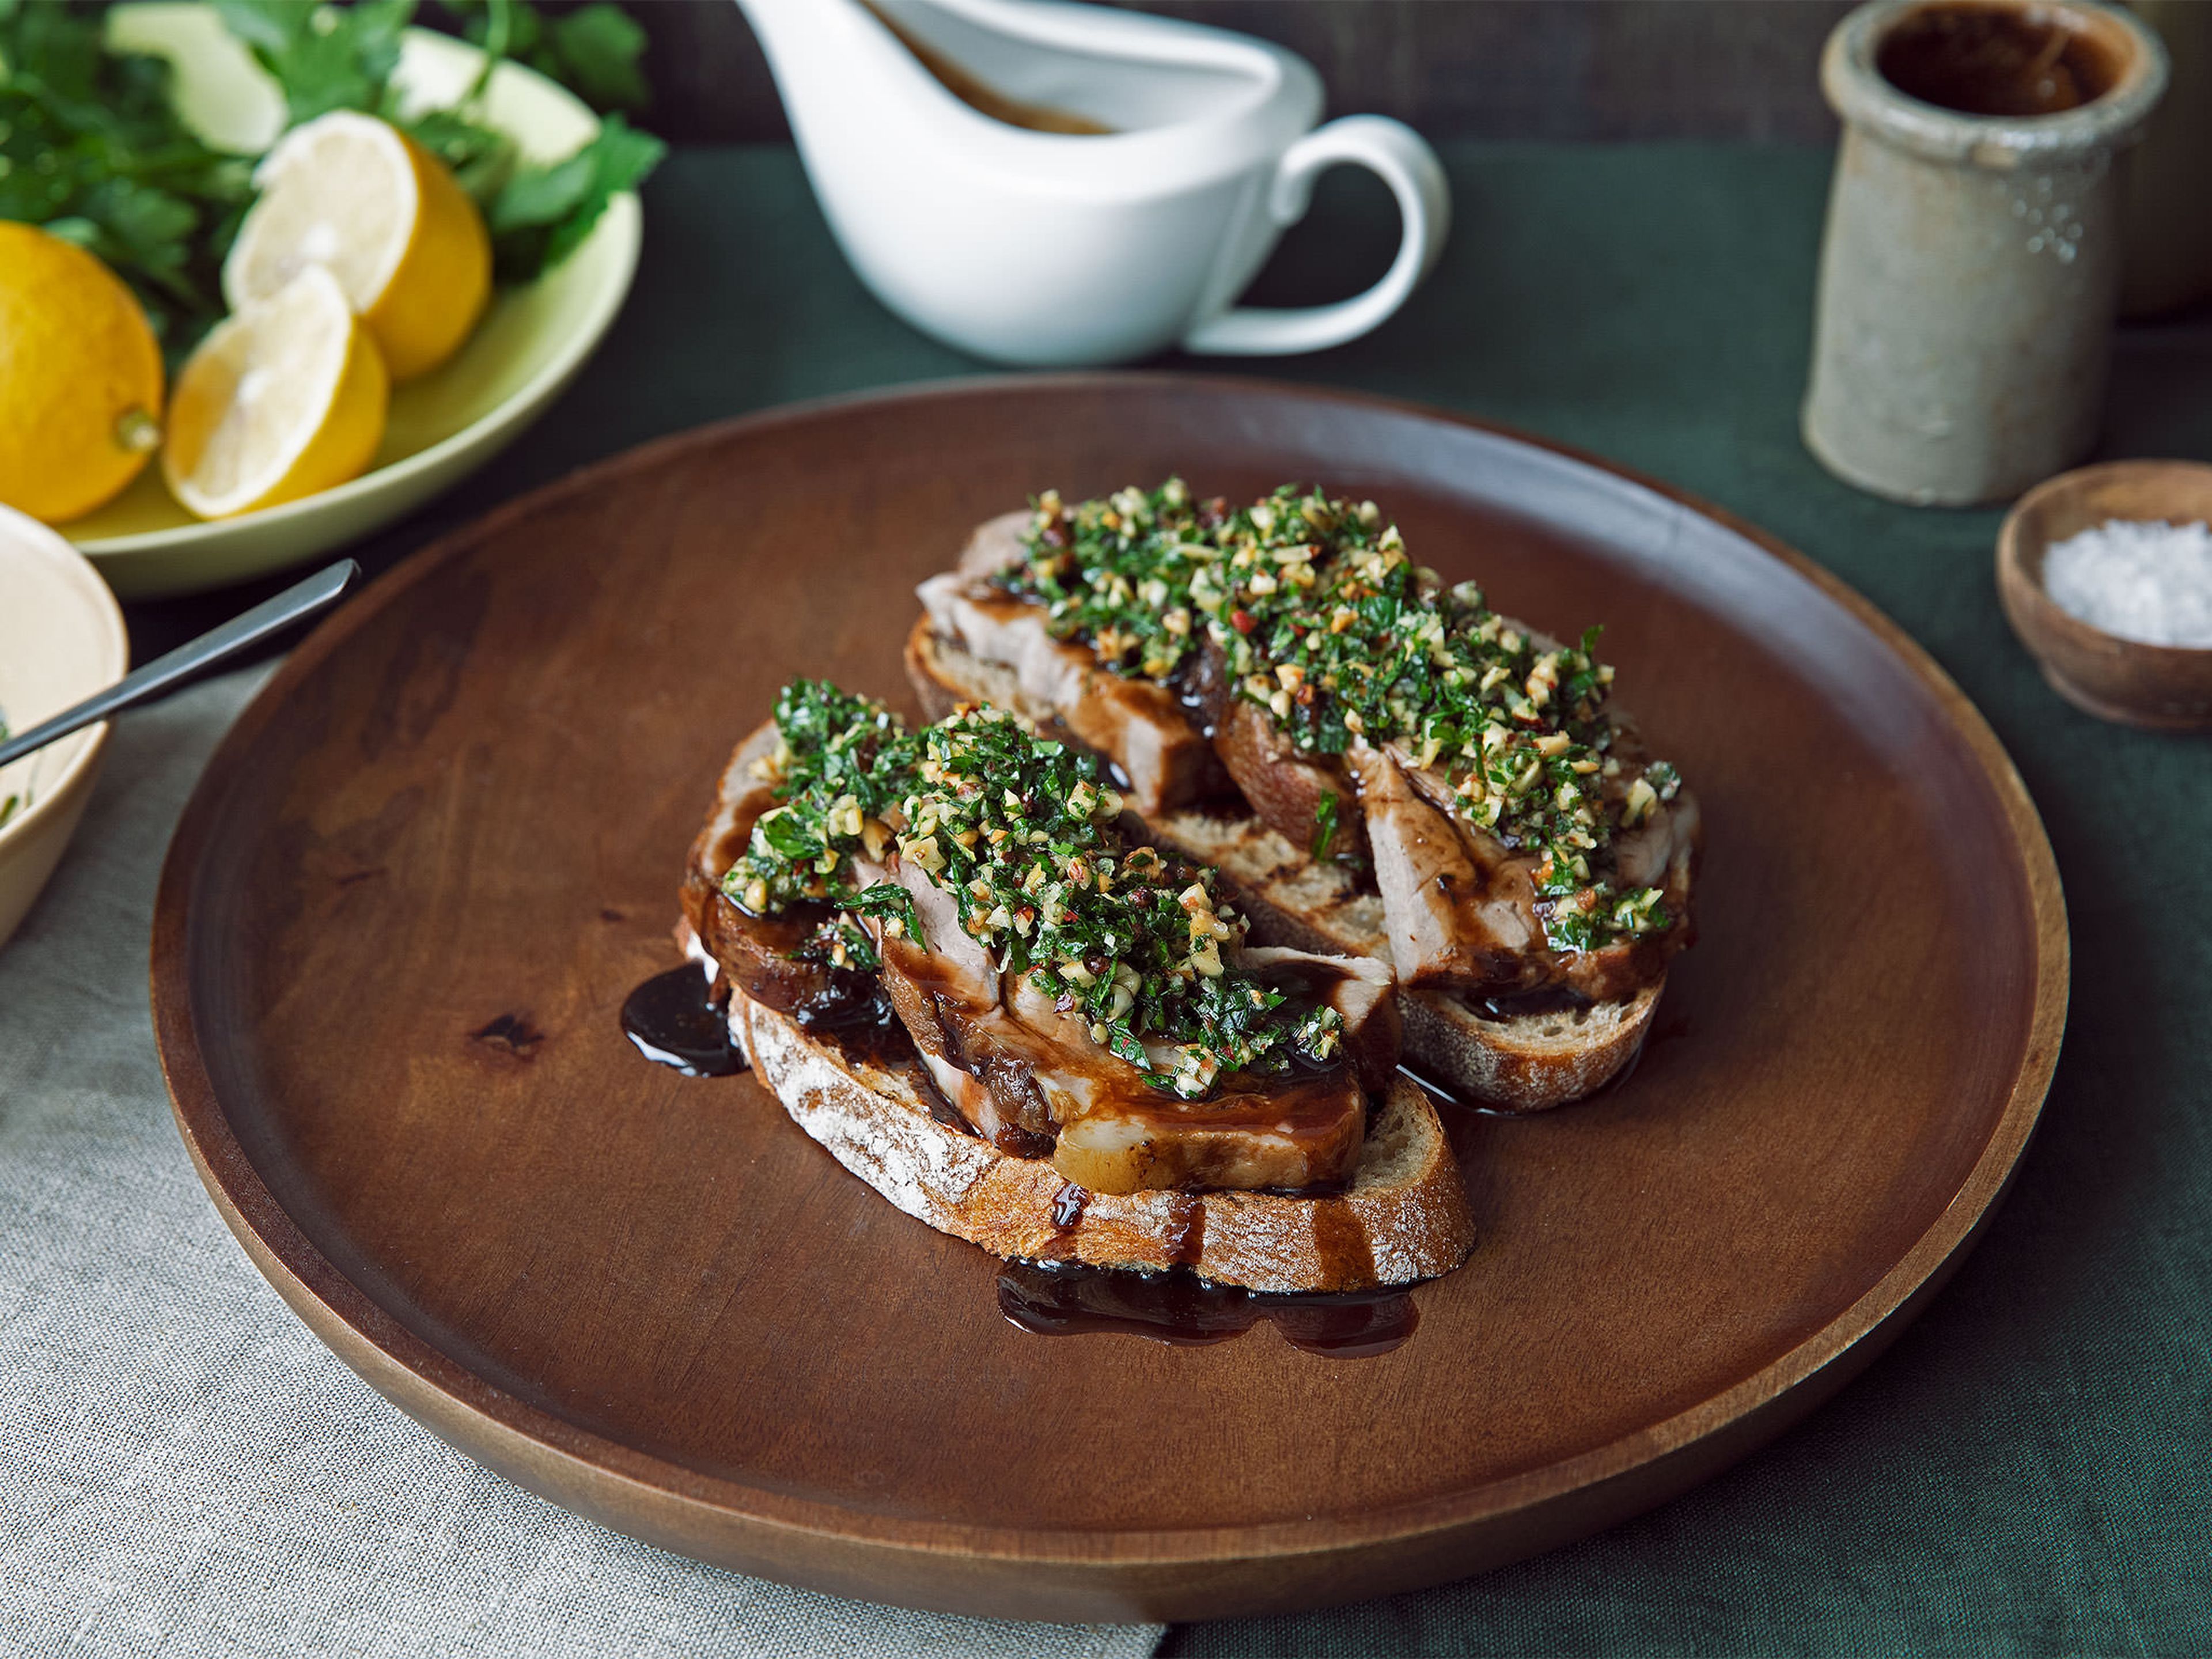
153, 375, 2066, 1622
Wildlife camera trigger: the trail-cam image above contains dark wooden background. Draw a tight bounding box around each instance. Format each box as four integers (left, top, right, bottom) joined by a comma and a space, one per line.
623, 1, 1854, 143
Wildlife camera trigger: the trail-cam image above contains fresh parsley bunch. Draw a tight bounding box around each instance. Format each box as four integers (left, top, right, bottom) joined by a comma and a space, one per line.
0, 0, 665, 359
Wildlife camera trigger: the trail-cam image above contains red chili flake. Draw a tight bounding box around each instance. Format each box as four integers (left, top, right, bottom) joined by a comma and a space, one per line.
1230, 608, 1257, 635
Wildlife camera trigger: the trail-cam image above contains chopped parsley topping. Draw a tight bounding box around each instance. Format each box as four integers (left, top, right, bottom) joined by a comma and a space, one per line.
998, 479, 1214, 683
999, 481, 1685, 955
726, 680, 913, 954
1309, 790, 1340, 862
724, 683, 1343, 1099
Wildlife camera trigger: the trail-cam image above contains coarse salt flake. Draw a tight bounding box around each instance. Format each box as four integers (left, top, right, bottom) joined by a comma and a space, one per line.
2042, 518, 2212, 649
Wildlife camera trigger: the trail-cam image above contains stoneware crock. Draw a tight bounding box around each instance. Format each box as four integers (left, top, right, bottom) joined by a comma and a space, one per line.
1803, 0, 2168, 507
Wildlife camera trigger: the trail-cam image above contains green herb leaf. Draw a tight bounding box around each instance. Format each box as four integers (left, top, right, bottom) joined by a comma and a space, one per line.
1309, 790, 1339, 862
486, 112, 660, 281
548, 3, 647, 112
214, 0, 415, 125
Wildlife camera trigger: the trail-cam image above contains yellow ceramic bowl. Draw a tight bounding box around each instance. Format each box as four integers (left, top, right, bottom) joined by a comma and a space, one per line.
66, 5, 644, 600
0, 507, 130, 952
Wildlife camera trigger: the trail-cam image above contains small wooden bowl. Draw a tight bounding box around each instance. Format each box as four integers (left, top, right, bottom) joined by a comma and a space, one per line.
1997, 460, 2212, 730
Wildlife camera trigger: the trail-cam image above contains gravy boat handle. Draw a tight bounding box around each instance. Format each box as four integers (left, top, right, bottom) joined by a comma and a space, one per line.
1181, 115, 1451, 358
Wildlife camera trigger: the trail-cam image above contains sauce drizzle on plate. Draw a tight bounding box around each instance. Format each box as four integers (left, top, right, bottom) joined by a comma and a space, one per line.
622, 964, 748, 1077
998, 1260, 1418, 1358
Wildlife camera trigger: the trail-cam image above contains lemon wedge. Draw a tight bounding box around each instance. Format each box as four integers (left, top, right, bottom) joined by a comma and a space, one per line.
0, 223, 165, 525
163, 267, 390, 521
224, 111, 491, 381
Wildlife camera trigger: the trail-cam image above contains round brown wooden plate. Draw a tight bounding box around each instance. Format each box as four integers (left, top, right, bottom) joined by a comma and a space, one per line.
153, 374, 2066, 1623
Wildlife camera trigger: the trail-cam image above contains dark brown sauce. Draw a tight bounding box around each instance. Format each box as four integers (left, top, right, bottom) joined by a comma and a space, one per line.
1309, 1203, 1377, 1287
922, 1088, 974, 1134
715, 895, 891, 1032
621, 965, 748, 1077
1472, 984, 1590, 1021
862, 2, 1116, 135
820, 1010, 917, 1067
1164, 1193, 1206, 1267
1877, 3, 2122, 116
998, 1261, 1418, 1358
1051, 1182, 1090, 1230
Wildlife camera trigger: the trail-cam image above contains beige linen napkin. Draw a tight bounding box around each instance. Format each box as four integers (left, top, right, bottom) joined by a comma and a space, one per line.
0, 665, 1161, 1659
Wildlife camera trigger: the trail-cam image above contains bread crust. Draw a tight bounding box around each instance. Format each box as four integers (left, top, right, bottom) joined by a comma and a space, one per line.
908, 616, 1661, 1111
732, 988, 1475, 1294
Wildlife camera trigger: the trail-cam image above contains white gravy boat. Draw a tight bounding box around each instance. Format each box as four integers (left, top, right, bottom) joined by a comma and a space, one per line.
735, 0, 1451, 366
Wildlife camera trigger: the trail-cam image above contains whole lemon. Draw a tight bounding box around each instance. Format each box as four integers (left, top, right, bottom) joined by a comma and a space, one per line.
0, 223, 165, 524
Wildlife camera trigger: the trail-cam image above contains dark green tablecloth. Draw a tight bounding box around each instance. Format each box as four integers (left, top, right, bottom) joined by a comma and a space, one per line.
126, 143, 2212, 1657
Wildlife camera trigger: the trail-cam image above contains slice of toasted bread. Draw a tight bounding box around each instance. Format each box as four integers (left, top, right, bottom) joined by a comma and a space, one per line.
731, 987, 1475, 1294
909, 617, 1661, 1111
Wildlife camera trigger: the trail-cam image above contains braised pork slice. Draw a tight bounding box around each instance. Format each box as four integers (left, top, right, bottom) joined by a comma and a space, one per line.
1349, 740, 1543, 994
858, 849, 1374, 1195
699, 900, 887, 1028
682, 719, 780, 916
1615, 787, 1700, 907
876, 941, 1066, 1159
833, 862, 1080, 1158
915, 571, 1221, 816
1234, 946, 1400, 1095
955, 509, 1031, 581
683, 722, 882, 1028
1359, 738, 1696, 1003
1187, 639, 1361, 859
996, 974, 1362, 1193
1050, 1067, 1366, 1196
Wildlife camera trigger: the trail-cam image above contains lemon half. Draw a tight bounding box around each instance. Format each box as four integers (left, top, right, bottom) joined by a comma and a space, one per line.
163, 266, 391, 521
224, 111, 491, 382
0, 224, 165, 525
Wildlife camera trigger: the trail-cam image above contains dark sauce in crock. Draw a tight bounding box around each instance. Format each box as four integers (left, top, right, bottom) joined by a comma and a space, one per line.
1877, 3, 2122, 117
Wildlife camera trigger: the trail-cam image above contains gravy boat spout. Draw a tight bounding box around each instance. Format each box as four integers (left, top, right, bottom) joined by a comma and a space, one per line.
736, 0, 1449, 366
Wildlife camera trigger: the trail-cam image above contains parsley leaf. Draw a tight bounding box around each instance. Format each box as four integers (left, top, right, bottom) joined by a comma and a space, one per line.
484, 113, 661, 280
213, 0, 413, 126
1309, 790, 1339, 861
442, 0, 648, 114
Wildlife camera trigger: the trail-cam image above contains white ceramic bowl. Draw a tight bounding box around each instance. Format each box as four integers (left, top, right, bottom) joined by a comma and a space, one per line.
0, 509, 130, 951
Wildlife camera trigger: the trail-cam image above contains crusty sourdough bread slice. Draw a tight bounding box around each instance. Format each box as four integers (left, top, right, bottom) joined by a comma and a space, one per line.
729, 985, 1475, 1294
908, 617, 1660, 1112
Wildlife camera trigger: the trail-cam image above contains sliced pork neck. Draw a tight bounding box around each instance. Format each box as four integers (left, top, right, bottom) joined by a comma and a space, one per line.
1350, 740, 1544, 994
1354, 739, 1694, 1003
859, 848, 1376, 1196
1188, 639, 1362, 860
1233, 945, 1401, 1096
683, 721, 883, 1028
915, 571, 1223, 816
